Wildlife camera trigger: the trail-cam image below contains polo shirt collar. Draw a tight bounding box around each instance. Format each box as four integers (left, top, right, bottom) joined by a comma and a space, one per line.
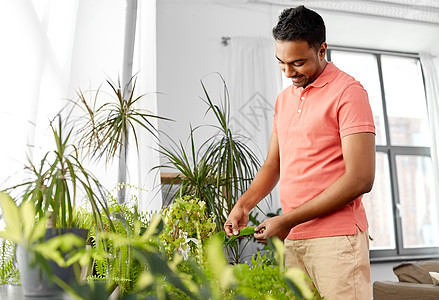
301, 61, 336, 90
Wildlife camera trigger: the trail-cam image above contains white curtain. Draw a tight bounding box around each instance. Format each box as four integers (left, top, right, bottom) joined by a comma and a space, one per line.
0, 0, 160, 212
222, 36, 282, 216
0, 0, 88, 189
420, 52, 439, 225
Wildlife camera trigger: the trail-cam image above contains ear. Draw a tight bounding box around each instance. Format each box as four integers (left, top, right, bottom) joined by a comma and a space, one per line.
318, 42, 327, 60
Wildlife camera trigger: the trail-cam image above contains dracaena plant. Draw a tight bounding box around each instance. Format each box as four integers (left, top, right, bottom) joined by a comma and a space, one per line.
200, 74, 262, 221
157, 73, 261, 232
73, 75, 169, 203
75, 76, 162, 162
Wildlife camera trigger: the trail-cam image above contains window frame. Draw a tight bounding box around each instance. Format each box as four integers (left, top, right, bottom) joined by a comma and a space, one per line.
327, 46, 439, 262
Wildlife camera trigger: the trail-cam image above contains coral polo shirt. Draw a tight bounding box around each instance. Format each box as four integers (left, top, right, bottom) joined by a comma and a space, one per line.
272, 62, 375, 240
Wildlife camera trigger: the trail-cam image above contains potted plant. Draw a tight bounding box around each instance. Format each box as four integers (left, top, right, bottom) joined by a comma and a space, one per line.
19, 74, 167, 297
157, 74, 268, 263
158, 74, 262, 226
64, 194, 319, 299
1, 114, 113, 297
0, 191, 91, 296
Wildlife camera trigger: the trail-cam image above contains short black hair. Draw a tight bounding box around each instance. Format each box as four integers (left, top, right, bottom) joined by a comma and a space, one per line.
272, 5, 326, 50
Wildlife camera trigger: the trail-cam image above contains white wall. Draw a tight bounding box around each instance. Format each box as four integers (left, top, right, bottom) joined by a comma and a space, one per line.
156, 0, 439, 283
156, 0, 279, 149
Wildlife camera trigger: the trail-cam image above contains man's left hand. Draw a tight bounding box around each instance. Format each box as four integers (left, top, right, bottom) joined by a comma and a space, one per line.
254, 215, 291, 242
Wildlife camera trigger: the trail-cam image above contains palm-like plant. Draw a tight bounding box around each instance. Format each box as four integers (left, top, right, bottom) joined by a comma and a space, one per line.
74, 75, 169, 203
158, 128, 219, 223
158, 74, 262, 232
76, 76, 160, 162
200, 77, 262, 219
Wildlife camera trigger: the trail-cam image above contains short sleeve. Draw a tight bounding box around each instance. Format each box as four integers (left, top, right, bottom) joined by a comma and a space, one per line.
338, 83, 376, 138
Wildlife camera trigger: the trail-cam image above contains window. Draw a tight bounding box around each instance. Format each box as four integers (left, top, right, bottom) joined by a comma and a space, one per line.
282, 47, 439, 260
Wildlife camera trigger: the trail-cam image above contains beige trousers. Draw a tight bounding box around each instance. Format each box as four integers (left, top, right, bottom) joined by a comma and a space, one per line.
284, 228, 371, 300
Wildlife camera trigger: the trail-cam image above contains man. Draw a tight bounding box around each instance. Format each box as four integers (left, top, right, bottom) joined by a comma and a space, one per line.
224, 6, 375, 300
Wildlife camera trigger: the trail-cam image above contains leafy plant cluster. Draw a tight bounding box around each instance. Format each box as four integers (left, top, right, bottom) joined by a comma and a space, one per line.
0, 191, 320, 300
77, 183, 153, 295
233, 252, 293, 299
74, 76, 168, 163
160, 195, 216, 261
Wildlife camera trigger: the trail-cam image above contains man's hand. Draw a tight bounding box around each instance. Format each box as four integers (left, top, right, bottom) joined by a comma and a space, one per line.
254, 215, 291, 242
224, 205, 249, 237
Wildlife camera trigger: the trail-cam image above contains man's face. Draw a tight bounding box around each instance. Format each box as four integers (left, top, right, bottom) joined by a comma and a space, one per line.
275, 40, 327, 88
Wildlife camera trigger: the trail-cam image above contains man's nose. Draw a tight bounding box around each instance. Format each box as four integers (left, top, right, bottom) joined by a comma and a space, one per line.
284, 65, 297, 78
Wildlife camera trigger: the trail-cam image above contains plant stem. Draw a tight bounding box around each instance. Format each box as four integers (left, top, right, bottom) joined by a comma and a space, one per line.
117, 138, 128, 204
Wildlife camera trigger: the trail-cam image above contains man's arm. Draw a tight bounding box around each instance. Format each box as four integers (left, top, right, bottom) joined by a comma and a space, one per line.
254, 132, 375, 241
224, 132, 280, 236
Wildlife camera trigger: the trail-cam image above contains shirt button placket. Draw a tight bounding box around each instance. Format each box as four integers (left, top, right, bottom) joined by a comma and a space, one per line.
293, 93, 305, 125
298, 95, 305, 114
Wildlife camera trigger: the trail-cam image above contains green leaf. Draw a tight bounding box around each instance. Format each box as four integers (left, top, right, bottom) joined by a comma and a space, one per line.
0, 193, 21, 244
284, 268, 314, 300
238, 226, 256, 236
215, 230, 226, 242
141, 214, 163, 241
226, 226, 256, 246
135, 271, 154, 290
28, 218, 47, 244
34, 233, 85, 267
21, 201, 38, 243
207, 236, 235, 290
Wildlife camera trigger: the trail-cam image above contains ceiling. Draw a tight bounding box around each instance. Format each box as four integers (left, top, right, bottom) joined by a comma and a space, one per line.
246, 0, 439, 25
211, 0, 439, 54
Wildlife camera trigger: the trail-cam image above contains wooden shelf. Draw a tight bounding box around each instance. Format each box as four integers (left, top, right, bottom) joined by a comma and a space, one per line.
160, 172, 183, 184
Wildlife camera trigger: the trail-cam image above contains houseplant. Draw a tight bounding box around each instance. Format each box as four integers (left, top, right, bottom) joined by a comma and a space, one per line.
157, 74, 269, 263
1, 114, 113, 296
157, 74, 262, 227
16, 115, 111, 230
1, 182, 319, 299
80, 183, 154, 296
160, 195, 216, 262
34, 208, 319, 300
0, 73, 167, 296
73, 75, 169, 203
0, 192, 90, 296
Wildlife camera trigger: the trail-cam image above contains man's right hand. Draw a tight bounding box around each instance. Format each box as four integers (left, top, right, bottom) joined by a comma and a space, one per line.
224, 204, 249, 237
